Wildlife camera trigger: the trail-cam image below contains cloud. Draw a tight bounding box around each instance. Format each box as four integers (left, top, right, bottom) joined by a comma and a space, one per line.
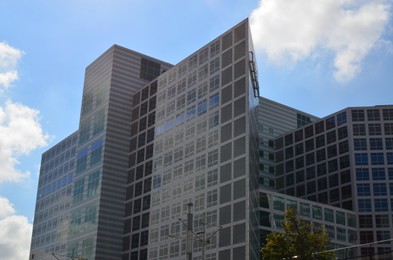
0, 42, 23, 90
0, 196, 32, 260
0, 101, 49, 183
250, 0, 391, 82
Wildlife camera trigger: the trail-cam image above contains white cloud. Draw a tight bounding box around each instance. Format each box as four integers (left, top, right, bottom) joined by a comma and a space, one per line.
250, 0, 391, 82
0, 42, 23, 90
0, 196, 16, 218
0, 101, 49, 183
0, 196, 32, 260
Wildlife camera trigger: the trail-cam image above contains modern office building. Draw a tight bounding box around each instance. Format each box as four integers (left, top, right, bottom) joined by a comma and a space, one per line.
30, 132, 78, 260
29, 17, 393, 260
257, 97, 319, 189
273, 106, 393, 257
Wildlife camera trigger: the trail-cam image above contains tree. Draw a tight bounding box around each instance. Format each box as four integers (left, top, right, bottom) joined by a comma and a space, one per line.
260, 208, 335, 260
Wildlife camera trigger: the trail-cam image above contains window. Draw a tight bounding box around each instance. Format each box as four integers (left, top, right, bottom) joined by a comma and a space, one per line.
369, 123, 382, 135
93, 109, 105, 135
372, 168, 385, 180
197, 81, 208, 99
187, 88, 196, 104
367, 109, 380, 121
385, 123, 393, 135
195, 154, 206, 172
208, 110, 219, 129
383, 108, 393, 120
207, 169, 218, 187
210, 57, 220, 74
353, 124, 366, 136
358, 199, 371, 212
352, 110, 365, 121
338, 126, 348, 140
359, 215, 373, 228
354, 138, 367, 150
196, 136, 207, 154
371, 153, 384, 165
357, 184, 370, 196
374, 198, 388, 212
356, 168, 369, 180
373, 183, 387, 196
87, 171, 100, 198
90, 140, 103, 166
209, 93, 220, 109
73, 178, 85, 204
375, 215, 390, 228
386, 138, 393, 150
208, 149, 218, 167
370, 138, 383, 150
355, 154, 368, 165
207, 189, 218, 207
337, 112, 347, 125
209, 74, 220, 93
76, 148, 88, 174
388, 152, 393, 164
208, 129, 219, 148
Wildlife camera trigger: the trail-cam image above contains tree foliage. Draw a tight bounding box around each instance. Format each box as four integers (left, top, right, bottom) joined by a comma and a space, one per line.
260, 208, 335, 260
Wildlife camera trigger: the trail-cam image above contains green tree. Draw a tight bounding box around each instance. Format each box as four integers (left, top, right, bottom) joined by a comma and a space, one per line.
260, 208, 335, 260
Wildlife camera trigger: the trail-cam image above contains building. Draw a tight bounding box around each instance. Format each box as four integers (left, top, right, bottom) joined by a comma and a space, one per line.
273, 106, 393, 257
257, 97, 319, 189
29, 18, 393, 260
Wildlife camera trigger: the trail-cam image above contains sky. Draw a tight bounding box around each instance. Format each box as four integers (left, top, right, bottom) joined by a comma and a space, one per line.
0, 0, 392, 259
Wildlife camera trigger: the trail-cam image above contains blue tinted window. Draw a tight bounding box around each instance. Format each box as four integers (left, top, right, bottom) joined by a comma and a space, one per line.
358, 199, 371, 212
372, 168, 385, 180
387, 153, 393, 165
197, 100, 207, 115
373, 183, 387, 196
209, 93, 219, 108
355, 154, 368, 165
354, 139, 367, 150
357, 184, 371, 196
371, 153, 384, 165
356, 168, 369, 180
374, 199, 388, 212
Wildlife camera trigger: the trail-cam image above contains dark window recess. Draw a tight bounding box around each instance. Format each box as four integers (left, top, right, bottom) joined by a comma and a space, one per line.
147, 128, 155, 143
140, 102, 148, 117
145, 144, 154, 159
145, 161, 153, 176
149, 96, 156, 111
134, 181, 143, 197
150, 81, 158, 95
136, 165, 144, 180
141, 87, 149, 101
140, 58, 161, 81
132, 107, 139, 121
139, 117, 147, 132
148, 112, 156, 127
142, 195, 150, 211
144, 178, 151, 193
126, 185, 134, 200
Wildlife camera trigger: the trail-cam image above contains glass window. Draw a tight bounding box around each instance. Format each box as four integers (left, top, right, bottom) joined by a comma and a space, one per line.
358, 199, 372, 212
373, 183, 387, 196
337, 112, 347, 126
384, 123, 393, 135
87, 171, 100, 198
273, 196, 285, 211
371, 153, 384, 165
372, 168, 385, 180
312, 206, 322, 220
324, 208, 334, 223
367, 109, 380, 121
352, 110, 365, 121
336, 211, 346, 225
357, 184, 371, 196
375, 215, 390, 228
374, 198, 388, 212
353, 124, 366, 136
370, 138, 383, 150
383, 108, 393, 120
386, 138, 393, 150
354, 139, 367, 150
355, 153, 368, 165
300, 203, 310, 217
387, 152, 393, 164
356, 168, 369, 180
369, 123, 382, 135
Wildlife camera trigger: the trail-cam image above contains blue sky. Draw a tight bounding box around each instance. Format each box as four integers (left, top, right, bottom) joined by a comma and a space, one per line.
0, 0, 392, 258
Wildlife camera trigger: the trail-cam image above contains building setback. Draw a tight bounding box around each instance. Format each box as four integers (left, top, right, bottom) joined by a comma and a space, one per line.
29, 18, 393, 260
